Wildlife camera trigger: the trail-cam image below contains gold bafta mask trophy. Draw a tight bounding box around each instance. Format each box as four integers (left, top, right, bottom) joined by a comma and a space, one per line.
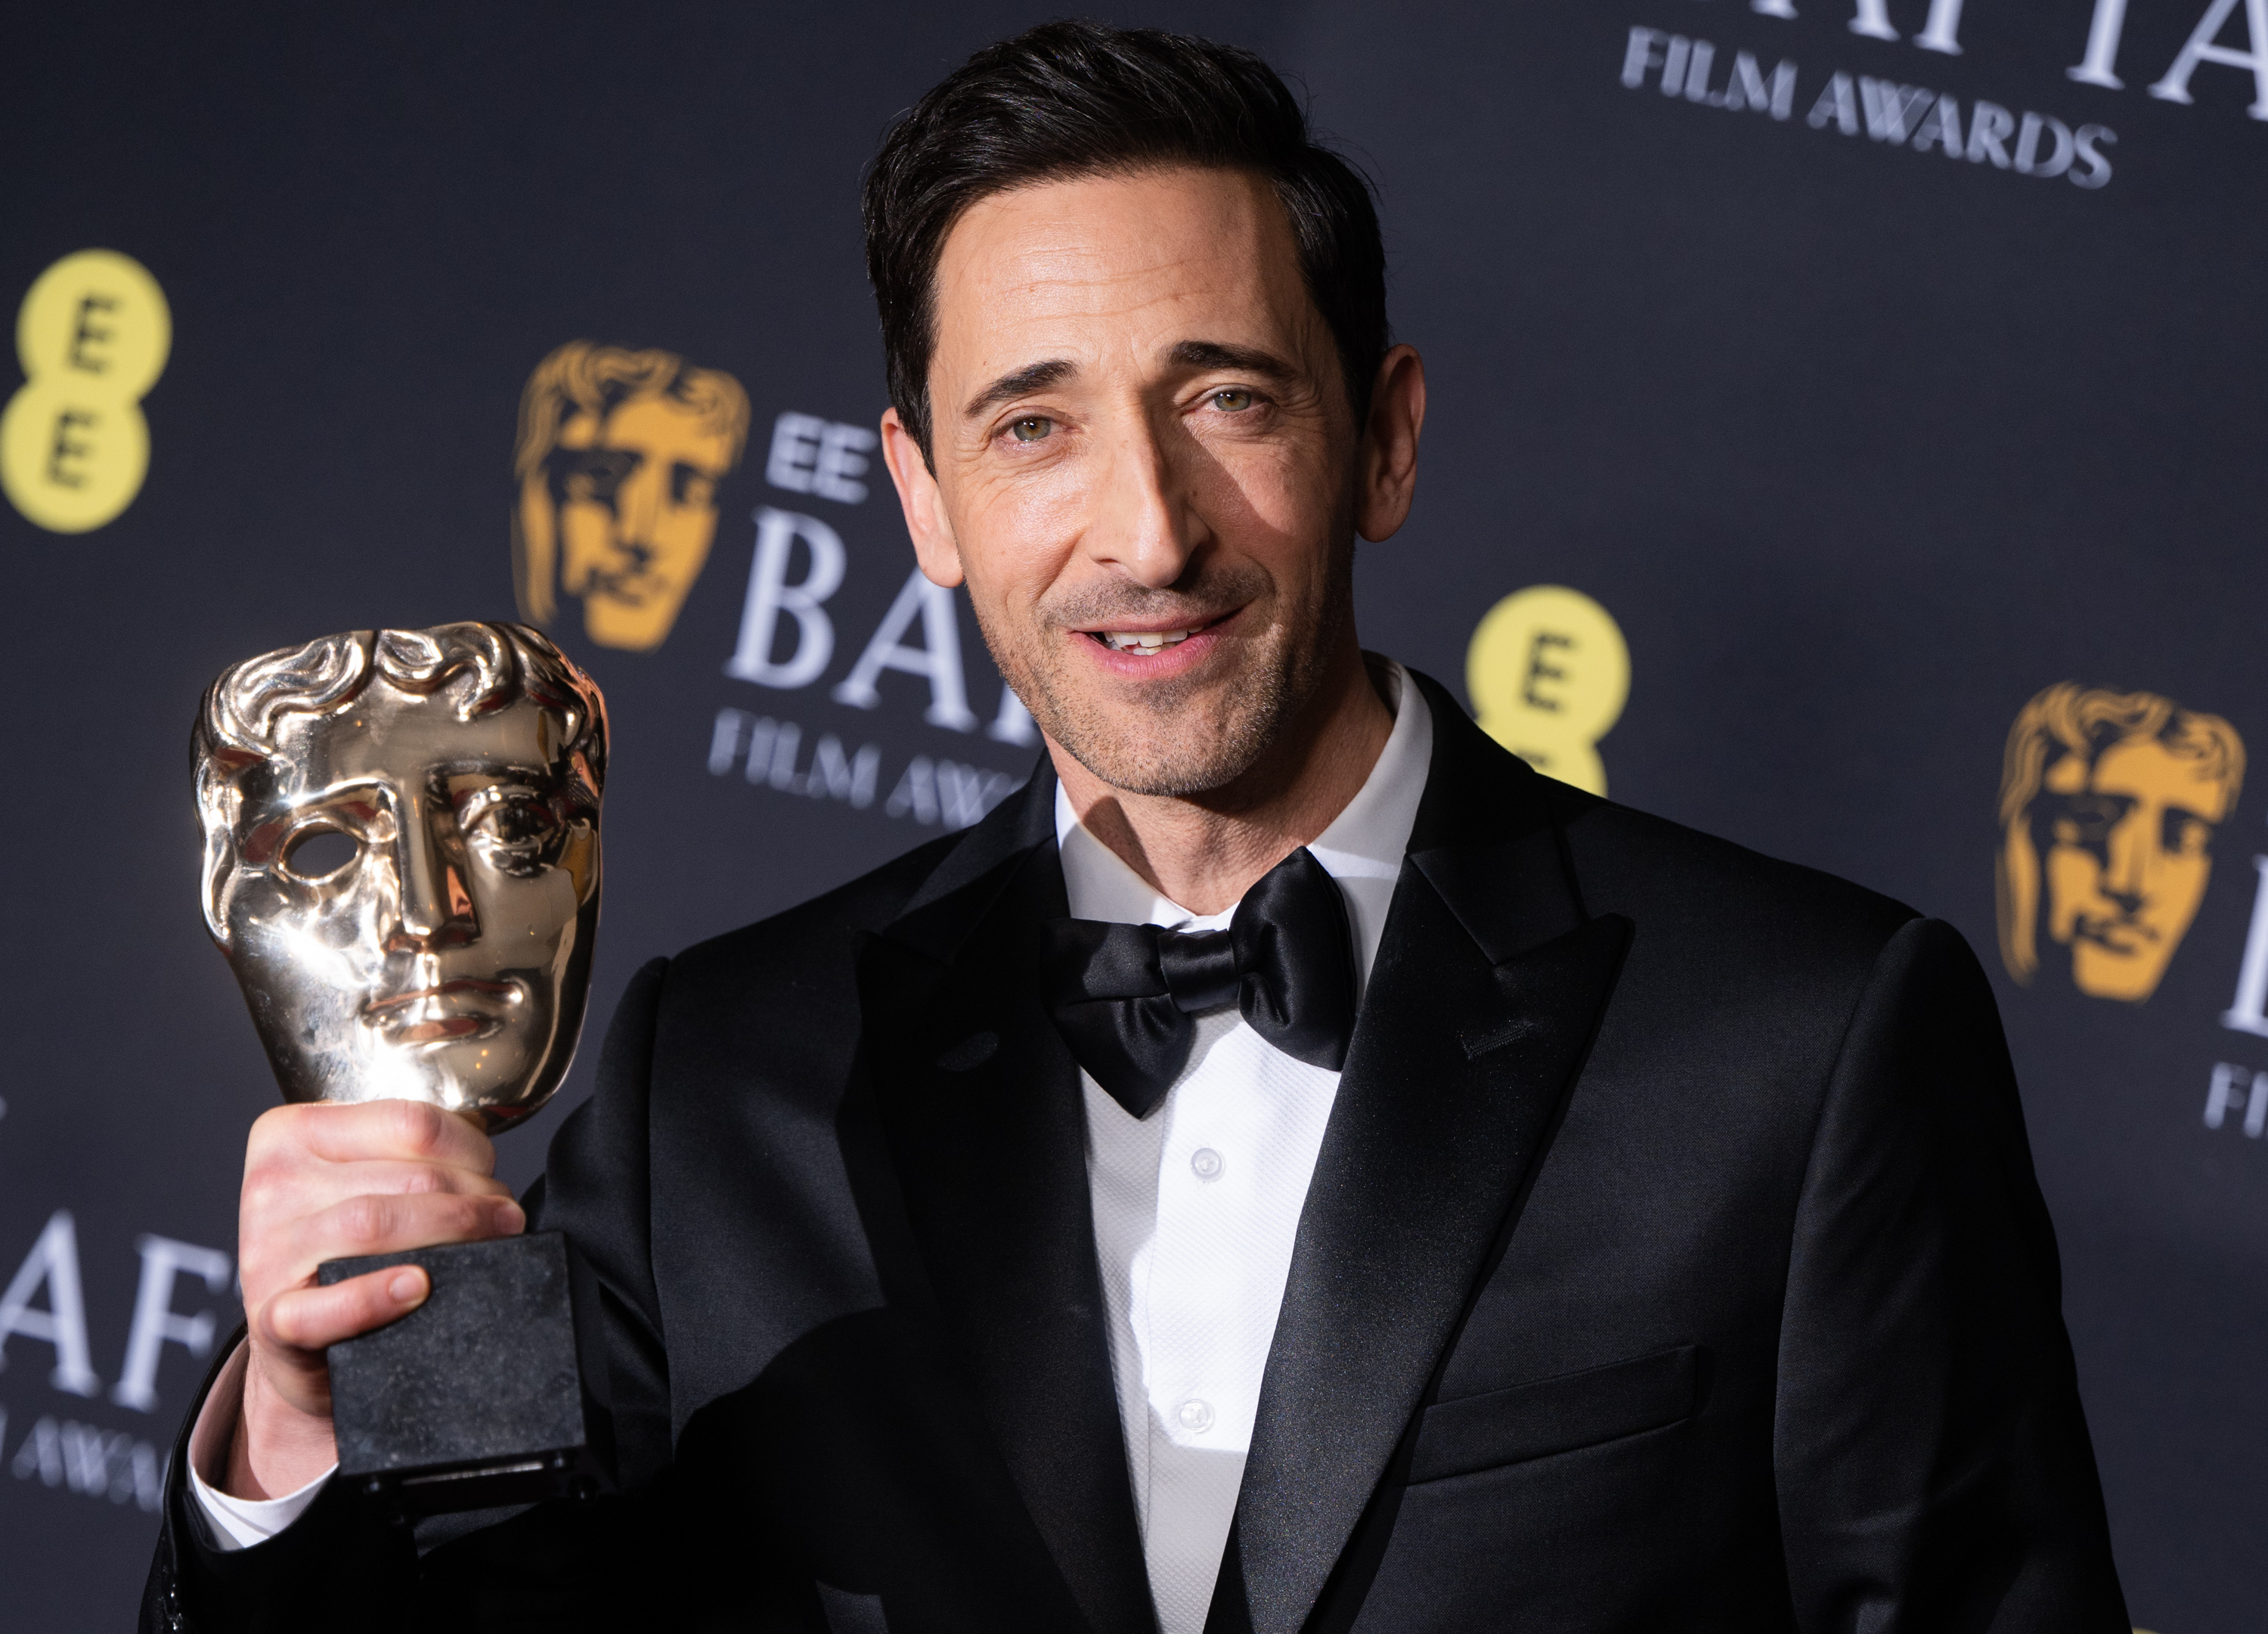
194, 622, 612, 1515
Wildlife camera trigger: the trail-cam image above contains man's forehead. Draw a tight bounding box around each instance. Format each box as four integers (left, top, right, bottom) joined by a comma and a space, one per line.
932, 167, 1321, 386
268, 684, 557, 786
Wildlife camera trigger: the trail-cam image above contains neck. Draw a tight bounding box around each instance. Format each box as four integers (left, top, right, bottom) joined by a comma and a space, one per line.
1049, 639, 1395, 916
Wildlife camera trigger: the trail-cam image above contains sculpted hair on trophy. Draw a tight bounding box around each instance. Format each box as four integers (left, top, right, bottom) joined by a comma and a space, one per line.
197, 622, 606, 781
863, 20, 1389, 458
1994, 681, 2244, 983
193, 623, 609, 936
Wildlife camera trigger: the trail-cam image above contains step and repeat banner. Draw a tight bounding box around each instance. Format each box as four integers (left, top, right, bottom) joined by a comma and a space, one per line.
2, 2, 2262, 1627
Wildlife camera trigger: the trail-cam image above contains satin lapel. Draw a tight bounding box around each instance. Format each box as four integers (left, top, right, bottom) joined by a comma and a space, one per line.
1223, 674, 1634, 1634
856, 765, 1154, 1634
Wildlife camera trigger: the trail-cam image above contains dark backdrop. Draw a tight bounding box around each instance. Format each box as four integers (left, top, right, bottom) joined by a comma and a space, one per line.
2, 3, 2261, 1628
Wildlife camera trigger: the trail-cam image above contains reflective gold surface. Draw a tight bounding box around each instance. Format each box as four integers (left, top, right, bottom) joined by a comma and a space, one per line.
194, 623, 606, 1131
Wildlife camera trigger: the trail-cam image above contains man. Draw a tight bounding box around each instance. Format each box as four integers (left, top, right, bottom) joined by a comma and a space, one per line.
512, 339, 751, 652
1997, 679, 2245, 1002
148, 23, 2127, 1632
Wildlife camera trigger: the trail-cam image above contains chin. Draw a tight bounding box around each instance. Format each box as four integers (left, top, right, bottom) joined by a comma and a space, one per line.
409, 1037, 547, 1109
1033, 667, 1280, 796
2071, 947, 2165, 1002
1075, 736, 1268, 800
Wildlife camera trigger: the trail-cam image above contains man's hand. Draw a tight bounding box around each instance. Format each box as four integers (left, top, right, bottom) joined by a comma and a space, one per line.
225, 1099, 524, 1499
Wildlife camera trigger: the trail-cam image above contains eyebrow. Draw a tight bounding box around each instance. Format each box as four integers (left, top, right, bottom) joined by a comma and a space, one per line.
1167, 340, 1298, 380
959, 340, 1303, 423
963, 359, 1076, 420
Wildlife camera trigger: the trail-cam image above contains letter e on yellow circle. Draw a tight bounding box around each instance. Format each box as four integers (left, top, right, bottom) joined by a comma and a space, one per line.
2, 250, 171, 533
1466, 585, 1629, 796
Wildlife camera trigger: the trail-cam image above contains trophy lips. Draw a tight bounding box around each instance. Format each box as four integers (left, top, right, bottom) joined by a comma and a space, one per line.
362, 977, 522, 1044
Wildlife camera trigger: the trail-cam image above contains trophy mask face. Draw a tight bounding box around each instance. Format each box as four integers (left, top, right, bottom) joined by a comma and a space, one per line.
196, 625, 605, 1130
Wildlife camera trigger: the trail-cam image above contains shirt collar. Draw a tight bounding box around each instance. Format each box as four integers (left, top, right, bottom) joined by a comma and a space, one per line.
1053, 656, 1433, 967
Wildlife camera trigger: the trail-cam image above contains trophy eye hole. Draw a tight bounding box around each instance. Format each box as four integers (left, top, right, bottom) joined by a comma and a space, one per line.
283, 828, 359, 880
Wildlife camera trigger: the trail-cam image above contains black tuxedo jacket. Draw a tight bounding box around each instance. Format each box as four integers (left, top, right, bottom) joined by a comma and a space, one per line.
145, 672, 2127, 1632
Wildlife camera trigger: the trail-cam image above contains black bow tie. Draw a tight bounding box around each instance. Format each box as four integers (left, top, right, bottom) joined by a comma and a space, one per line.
1042, 847, 1358, 1118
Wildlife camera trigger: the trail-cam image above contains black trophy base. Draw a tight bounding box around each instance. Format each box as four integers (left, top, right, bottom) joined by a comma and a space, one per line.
318, 1231, 612, 1518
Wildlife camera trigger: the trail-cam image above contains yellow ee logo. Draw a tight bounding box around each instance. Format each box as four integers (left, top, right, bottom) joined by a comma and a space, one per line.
1, 250, 171, 533
1467, 584, 1630, 797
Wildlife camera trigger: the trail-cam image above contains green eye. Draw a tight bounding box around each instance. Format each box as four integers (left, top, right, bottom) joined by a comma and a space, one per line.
1212, 389, 1253, 411
1009, 416, 1052, 443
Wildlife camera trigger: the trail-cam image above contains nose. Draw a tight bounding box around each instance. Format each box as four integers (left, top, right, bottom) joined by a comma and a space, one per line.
1092, 411, 1206, 590
389, 792, 479, 949
2100, 813, 2153, 913
615, 455, 664, 549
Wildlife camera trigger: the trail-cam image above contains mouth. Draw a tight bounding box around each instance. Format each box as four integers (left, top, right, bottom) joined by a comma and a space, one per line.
364, 978, 518, 1015
1081, 609, 1237, 662
2071, 915, 2158, 953
1096, 629, 1198, 654
364, 979, 519, 1041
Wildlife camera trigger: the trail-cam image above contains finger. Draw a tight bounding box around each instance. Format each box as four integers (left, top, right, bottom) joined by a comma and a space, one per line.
287, 1189, 525, 1272
291, 1159, 517, 1205
259, 1098, 497, 1175
238, 1168, 514, 1282
261, 1265, 432, 1353
241, 1161, 513, 1240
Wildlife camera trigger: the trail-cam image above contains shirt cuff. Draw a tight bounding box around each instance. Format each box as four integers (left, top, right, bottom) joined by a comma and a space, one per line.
184, 1339, 336, 1551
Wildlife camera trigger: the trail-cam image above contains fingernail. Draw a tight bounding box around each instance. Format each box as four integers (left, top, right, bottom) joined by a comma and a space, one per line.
389, 1269, 427, 1304
498, 1200, 525, 1230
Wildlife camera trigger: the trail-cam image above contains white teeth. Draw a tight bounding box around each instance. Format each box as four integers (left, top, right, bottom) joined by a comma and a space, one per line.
1100, 630, 1193, 654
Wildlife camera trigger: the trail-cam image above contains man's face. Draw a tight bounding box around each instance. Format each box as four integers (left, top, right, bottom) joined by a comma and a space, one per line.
212, 685, 600, 1127
2040, 736, 2227, 1000
541, 394, 733, 650
897, 167, 1368, 798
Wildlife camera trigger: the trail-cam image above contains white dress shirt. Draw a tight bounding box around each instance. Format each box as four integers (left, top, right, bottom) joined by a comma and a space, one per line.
1061, 659, 1430, 1634
193, 659, 1434, 1614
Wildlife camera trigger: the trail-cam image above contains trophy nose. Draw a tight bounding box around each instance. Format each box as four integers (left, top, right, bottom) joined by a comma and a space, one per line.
389, 792, 479, 949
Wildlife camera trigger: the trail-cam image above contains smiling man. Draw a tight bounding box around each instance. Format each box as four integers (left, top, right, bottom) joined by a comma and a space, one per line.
147, 23, 2127, 1633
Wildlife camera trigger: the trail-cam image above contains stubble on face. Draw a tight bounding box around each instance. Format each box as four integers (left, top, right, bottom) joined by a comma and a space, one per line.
974, 532, 1358, 801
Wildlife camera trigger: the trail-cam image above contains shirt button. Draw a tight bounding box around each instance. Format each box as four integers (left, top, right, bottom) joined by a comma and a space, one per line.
1190, 1147, 1223, 1180
1176, 1399, 1215, 1434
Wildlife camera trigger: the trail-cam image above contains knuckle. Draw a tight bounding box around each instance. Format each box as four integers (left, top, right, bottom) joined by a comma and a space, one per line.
238, 1171, 277, 1221
258, 1294, 307, 1350
386, 1098, 448, 1156
240, 1167, 298, 1221
245, 1105, 298, 1160
453, 1193, 497, 1235
398, 1164, 450, 1198
336, 1192, 395, 1248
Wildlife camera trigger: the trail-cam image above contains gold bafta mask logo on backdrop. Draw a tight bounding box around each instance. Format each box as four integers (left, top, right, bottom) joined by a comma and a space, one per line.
1997, 683, 2245, 1003
513, 341, 750, 651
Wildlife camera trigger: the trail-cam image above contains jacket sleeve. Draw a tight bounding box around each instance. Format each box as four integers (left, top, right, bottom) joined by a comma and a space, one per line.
1774, 917, 2129, 1632
142, 958, 678, 1634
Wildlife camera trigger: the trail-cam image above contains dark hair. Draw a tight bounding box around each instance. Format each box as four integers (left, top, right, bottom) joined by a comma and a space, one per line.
863, 20, 1388, 458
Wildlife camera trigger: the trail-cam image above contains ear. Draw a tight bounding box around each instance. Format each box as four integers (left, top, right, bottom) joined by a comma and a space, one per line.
1355, 344, 1427, 544
880, 407, 965, 589
1996, 821, 2040, 984
200, 810, 238, 947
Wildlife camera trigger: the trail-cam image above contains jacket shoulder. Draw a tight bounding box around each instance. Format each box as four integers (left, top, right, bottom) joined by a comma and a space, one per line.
1552, 784, 1920, 969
